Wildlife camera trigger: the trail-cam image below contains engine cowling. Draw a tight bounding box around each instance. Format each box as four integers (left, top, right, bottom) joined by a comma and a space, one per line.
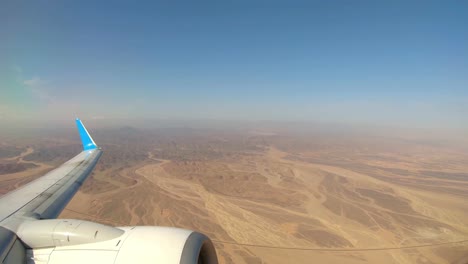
17, 220, 218, 264
112, 226, 218, 264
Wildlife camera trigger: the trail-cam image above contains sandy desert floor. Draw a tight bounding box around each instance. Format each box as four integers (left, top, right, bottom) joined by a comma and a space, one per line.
1, 126, 467, 263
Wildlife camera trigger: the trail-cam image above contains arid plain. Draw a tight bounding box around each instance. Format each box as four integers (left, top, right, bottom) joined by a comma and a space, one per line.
1, 123, 467, 263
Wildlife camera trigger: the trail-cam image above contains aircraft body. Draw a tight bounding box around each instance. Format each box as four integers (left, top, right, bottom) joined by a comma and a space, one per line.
0, 119, 218, 264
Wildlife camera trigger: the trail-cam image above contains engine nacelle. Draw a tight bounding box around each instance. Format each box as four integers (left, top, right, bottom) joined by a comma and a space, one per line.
18, 220, 217, 264
112, 226, 218, 264
17, 219, 124, 248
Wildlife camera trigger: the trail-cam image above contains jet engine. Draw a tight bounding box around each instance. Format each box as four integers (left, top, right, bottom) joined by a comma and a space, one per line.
14, 219, 218, 264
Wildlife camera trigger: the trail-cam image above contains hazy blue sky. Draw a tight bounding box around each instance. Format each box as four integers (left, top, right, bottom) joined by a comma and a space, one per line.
1, 1, 467, 129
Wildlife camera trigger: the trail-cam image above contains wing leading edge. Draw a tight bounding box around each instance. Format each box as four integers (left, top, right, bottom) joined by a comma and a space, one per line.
0, 119, 102, 224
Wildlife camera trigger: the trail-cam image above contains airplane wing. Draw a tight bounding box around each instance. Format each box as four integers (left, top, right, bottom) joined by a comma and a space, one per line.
0, 119, 102, 223
0, 119, 217, 264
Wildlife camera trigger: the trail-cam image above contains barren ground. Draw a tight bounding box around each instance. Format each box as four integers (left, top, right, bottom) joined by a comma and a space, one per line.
1, 125, 467, 263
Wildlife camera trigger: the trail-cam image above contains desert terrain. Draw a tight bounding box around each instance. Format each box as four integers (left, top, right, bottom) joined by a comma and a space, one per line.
1, 123, 467, 263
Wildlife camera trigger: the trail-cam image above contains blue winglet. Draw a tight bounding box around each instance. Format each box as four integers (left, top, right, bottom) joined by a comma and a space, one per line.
75, 118, 98, 151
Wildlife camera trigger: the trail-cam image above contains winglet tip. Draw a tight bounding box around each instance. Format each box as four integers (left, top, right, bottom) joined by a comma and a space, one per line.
75, 118, 98, 151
